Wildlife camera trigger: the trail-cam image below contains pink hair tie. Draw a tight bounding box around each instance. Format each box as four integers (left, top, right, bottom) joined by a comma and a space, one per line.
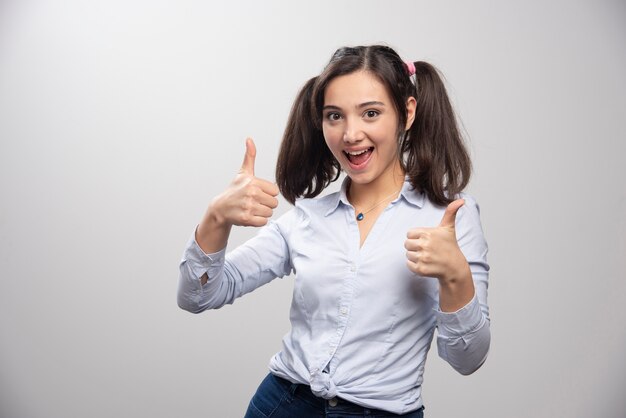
405, 61, 416, 76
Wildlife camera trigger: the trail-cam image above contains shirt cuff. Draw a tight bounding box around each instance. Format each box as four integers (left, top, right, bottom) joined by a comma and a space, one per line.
181, 228, 226, 281
435, 293, 485, 338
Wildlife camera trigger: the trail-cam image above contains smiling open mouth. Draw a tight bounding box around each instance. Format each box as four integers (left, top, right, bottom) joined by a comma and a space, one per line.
344, 147, 374, 166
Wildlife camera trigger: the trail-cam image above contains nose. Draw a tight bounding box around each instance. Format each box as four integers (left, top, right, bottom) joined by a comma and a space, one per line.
342, 118, 365, 143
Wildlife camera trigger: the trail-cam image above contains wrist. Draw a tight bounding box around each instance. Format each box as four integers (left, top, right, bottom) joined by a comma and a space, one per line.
195, 199, 232, 254
206, 197, 229, 229
438, 262, 474, 312
439, 260, 472, 288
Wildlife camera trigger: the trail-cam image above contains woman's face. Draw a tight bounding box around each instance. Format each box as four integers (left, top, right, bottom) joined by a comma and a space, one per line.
322, 70, 415, 188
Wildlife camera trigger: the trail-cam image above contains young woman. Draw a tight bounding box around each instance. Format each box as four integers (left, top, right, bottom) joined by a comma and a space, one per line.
178, 45, 490, 417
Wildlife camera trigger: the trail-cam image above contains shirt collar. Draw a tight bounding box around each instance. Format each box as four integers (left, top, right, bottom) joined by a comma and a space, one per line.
324, 176, 424, 217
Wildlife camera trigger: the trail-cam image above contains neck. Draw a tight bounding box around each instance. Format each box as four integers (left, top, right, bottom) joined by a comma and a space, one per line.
348, 161, 405, 208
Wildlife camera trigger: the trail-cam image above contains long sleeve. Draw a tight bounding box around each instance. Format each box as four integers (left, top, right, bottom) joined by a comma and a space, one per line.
435, 195, 490, 375
177, 213, 294, 313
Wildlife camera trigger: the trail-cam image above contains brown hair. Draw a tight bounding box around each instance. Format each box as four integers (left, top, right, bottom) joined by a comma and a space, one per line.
276, 45, 471, 206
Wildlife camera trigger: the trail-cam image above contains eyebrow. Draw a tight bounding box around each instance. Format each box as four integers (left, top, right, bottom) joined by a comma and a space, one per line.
322, 101, 386, 111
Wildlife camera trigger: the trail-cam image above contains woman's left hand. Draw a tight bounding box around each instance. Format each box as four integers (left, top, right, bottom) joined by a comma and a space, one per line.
404, 199, 470, 284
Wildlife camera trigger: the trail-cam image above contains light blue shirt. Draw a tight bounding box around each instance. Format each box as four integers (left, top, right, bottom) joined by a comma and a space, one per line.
178, 177, 490, 414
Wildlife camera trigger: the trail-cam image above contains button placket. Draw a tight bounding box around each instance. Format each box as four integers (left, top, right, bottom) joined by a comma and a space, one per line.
330, 262, 355, 352
325, 218, 359, 369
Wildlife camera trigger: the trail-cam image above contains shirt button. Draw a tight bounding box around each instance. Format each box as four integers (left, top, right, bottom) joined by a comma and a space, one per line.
350, 263, 356, 272
329, 398, 338, 407
340, 307, 348, 315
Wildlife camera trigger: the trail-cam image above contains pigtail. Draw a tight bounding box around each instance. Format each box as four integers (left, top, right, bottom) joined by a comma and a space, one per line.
403, 61, 471, 206
276, 77, 340, 205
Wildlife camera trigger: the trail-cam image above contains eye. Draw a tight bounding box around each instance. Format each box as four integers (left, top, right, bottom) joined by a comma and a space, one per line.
325, 112, 342, 121
364, 110, 380, 119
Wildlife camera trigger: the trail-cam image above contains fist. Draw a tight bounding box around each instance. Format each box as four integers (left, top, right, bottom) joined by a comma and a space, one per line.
210, 138, 280, 227
404, 199, 468, 282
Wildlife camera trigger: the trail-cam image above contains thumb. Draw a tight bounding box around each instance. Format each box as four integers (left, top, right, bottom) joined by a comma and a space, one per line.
439, 199, 465, 228
240, 137, 256, 175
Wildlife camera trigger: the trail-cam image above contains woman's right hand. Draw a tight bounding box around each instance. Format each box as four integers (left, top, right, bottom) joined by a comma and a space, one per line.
209, 137, 280, 227
196, 138, 279, 255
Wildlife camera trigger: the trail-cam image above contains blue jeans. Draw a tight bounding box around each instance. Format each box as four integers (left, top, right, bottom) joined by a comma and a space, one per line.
244, 373, 425, 418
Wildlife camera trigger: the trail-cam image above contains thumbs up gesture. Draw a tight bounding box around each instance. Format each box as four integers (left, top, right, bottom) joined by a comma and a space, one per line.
404, 199, 469, 282
209, 138, 280, 228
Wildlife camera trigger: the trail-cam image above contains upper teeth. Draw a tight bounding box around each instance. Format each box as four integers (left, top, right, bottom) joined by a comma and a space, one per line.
347, 149, 368, 156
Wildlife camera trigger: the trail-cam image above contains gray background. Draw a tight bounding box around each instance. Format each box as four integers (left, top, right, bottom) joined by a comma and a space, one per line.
1, 1, 625, 417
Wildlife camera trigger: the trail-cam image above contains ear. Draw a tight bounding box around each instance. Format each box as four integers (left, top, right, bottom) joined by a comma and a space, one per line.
405, 97, 417, 131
